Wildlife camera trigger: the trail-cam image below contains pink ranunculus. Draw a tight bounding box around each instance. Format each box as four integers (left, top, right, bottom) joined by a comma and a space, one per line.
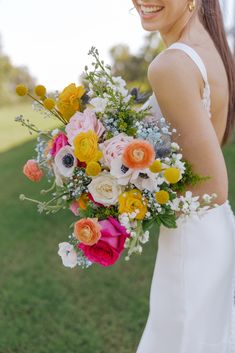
23, 159, 43, 182
65, 108, 105, 145
99, 133, 133, 168
70, 200, 80, 216
78, 217, 130, 267
51, 132, 68, 158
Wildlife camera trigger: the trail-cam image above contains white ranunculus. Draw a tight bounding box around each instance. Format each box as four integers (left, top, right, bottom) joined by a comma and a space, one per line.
90, 97, 108, 113
58, 242, 77, 268
88, 172, 124, 206
54, 146, 77, 178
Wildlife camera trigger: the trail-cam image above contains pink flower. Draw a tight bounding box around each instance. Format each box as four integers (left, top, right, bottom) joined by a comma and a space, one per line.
51, 132, 68, 157
23, 159, 43, 182
78, 217, 130, 267
70, 200, 80, 216
65, 108, 105, 145
100, 133, 133, 168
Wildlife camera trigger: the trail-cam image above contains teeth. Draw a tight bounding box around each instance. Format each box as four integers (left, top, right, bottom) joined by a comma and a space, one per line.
141, 5, 163, 13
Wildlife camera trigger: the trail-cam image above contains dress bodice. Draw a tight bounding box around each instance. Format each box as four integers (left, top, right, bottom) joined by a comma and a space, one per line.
142, 42, 212, 120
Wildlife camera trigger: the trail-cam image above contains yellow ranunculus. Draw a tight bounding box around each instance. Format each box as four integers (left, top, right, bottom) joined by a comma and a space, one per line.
164, 167, 181, 184
149, 159, 162, 173
86, 161, 101, 176
155, 190, 170, 205
34, 85, 46, 97
73, 130, 102, 163
57, 83, 86, 121
43, 98, 55, 110
16, 84, 28, 96
118, 189, 147, 220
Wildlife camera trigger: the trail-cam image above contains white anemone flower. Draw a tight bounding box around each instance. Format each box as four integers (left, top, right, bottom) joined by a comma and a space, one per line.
110, 158, 160, 192
58, 242, 77, 268
54, 146, 77, 178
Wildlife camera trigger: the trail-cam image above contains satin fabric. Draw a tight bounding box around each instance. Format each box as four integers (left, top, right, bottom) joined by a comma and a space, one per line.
136, 200, 235, 353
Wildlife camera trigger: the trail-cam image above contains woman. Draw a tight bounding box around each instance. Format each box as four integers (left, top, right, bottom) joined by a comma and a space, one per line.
132, 0, 235, 352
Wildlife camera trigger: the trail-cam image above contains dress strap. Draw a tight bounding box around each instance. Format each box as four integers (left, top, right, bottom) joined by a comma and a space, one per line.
166, 42, 209, 85
166, 42, 211, 118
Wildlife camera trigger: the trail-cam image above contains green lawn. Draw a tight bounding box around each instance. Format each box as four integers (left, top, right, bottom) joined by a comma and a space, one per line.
0, 104, 234, 353
0, 103, 60, 153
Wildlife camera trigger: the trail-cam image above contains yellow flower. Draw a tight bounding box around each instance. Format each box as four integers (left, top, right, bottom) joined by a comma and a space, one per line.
73, 130, 102, 163
43, 98, 55, 110
16, 84, 28, 96
155, 190, 170, 205
57, 83, 86, 121
86, 161, 101, 176
149, 159, 162, 173
34, 85, 46, 97
119, 189, 147, 220
164, 167, 181, 184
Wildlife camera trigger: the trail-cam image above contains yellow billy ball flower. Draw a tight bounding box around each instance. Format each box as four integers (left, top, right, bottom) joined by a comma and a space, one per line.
86, 161, 101, 176
164, 167, 181, 184
16, 84, 28, 96
118, 189, 147, 220
155, 190, 170, 205
73, 130, 102, 163
34, 85, 46, 97
149, 159, 162, 173
43, 98, 55, 110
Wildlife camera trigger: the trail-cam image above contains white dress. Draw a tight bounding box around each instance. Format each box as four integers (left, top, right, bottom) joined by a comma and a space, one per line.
136, 42, 235, 353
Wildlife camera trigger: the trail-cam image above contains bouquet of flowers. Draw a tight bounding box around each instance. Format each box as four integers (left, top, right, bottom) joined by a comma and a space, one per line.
15, 47, 217, 269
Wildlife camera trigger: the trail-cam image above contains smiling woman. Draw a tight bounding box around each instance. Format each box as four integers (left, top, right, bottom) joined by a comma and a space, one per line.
132, 0, 235, 353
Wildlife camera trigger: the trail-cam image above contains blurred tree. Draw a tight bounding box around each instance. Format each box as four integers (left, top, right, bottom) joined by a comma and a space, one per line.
0, 35, 35, 106
109, 32, 164, 92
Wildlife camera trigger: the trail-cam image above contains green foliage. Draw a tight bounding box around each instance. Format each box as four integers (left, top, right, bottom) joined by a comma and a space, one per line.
172, 159, 211, 193
78, 203, 119, 221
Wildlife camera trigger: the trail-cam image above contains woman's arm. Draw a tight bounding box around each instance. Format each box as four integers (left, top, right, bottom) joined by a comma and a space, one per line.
148, 50, 228, 204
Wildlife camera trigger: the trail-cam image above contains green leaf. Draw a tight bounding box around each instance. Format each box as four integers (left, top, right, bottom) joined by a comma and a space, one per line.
143, 218, 160, 237
158, 213, 177, 229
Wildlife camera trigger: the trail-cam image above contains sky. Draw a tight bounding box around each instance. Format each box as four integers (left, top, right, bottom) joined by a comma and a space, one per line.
0, 0, 234, 91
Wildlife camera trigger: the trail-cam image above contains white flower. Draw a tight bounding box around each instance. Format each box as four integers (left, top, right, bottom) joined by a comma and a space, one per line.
171, 142, 180, 151
88, 172, 124, 206
108, 76, 128, 96
54, 146, 77, 178
58, 242, 77, 268
110, 158, 159, 192
90, 97, 109, 113
52, 163, 64, 187
51, 128, 60, 136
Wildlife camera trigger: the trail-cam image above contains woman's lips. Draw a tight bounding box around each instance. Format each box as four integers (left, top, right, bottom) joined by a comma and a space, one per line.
139, 5, 164, 20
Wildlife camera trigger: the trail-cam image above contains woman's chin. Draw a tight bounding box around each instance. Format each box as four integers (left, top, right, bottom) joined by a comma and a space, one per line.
140, 21, 161, 32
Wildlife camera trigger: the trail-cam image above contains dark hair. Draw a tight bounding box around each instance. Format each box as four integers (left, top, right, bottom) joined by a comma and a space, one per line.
198, 0, 235, 146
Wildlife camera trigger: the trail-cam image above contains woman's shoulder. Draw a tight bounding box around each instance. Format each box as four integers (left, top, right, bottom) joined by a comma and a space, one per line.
147, 47, 203, 96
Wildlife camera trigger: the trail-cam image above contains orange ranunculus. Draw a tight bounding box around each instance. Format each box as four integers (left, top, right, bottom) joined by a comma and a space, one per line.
74, 218, 102, 246
122, 140, 155, 170
23, 159, 43, 182
57, 83, 86, 121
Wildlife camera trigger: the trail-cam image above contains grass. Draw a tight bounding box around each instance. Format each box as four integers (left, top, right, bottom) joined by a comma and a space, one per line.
0, 104, 234, 353
0, 103, 60, 153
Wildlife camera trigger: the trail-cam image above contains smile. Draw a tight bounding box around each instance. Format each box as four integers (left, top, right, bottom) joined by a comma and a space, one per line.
138, 4, 165, 19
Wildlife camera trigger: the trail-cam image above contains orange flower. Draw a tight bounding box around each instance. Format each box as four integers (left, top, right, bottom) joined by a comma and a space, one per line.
23, 159, 43, 182
74, 218, 102, 246
78, 193, 89, 210
122, 140, 155, 169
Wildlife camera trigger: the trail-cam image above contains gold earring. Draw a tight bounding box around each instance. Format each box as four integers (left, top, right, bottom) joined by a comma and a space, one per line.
188, 0, 196, 12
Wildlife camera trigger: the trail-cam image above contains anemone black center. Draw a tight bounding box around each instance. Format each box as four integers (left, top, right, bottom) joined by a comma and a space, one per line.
139, 173, 149, 179
62, 154, 74, 168
121, 165, 129, 174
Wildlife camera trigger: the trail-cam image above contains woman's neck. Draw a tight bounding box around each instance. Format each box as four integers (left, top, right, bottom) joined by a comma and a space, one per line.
160, 14, 207, 48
